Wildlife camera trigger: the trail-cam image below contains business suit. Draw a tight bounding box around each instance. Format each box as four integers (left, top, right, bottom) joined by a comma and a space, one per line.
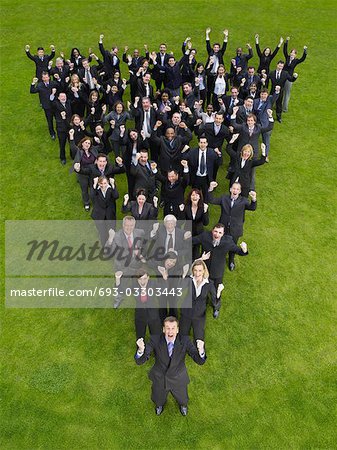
151, 132, 190, 174
30, 80, 57, 137
253, 93, 279, 154
152, 52, 170, 90
230, 120, 274, 157
135, 333, 206, 407
197, 122, 231, 151
256, 43, 281, 75
180, 278, 217, 340
120, 132, 149, 196
133, 279, 161, 339
50, 65, 71, 91
230, 48, 253, 74
226, 143, 266, 197
79, 161, 125, 184
282, 42, 307, 111
25, 49, 55, 80
130, 161, 159, 200
155, 171, 190, 218
91, 184, 119, 245
99, 42, 120, 78
71, 142, 99, 205
52, 98, 72, 161
192, 231, 248, 308
183, 204, 209, 259
268, 69, 297, 120
208, 192, 256, 265
122, 200, 158, 221
135, 79, 154, 101
205, 39, 227, 104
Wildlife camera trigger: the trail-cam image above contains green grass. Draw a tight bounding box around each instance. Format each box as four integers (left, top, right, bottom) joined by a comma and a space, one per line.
1, 0, 337, 448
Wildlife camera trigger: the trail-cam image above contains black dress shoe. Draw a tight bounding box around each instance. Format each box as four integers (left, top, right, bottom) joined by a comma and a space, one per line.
277, 117, 282, 123
61, 159, 66, 165
50, 134, 56, 140
180, 405, 188, 416
229, 262, 235, 271
155, 406, 163, 415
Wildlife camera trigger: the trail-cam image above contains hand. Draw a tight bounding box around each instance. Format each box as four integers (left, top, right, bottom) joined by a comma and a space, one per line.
286, 36, 290, 41
136, 338, 145, 353
91, 107, 95, 115
51, 87, 57, 95
275, 85, 281, 94
240, 241, 248, 253
32, 77, 38, 84
196, 339, 205, 354
246, 43, 252, 49
267, 109, 273, 118
153, 196, 158, 208
214, 147, 221, 156
50, 44, 55, 51
152, 103, 158, 111
158, 266, 168, 280
280, 37, 284, 45
127, 54, 132, 63
255, 33, 259, 40
201, 251, 211, 261
181, 159, 188, 168
229, 133, 239, 144
224, 29, 228, 37
206, 27, 211, 34
102, 104, 107, 114
181, 145, 189, 153
179, 204, 185, 211
173, 96, 180, 103
184, 231, 192, 240
182, 264, 189, 279
150, 161, 157, 171
69, 129, 75, 138
74, 163, 80, 172
109, 178, 115, 188
204, 203, 209, 213
185, 36, 191, 42
123, 193, 129, 205
261, 143, 266, 156
120, 124, 125, 135
179, 121, 187, 129
108, 228, 115, 243
100, 34, 104, 40
218, 98, 224, 106
228, 126, 234, 133
93, 177, 99, 187
54, 73, 60, 80
209, 181, 218, 191
124, 45, 129, 52
232, 106, 239, 115
115, 270, 123, 280
293, 73, 298, 79
80, 121, 85, 129
187, 41, 192, 50
152, 222, 160, 234
110, 119, 116, 128
60, 111, 66, 119
195, 118, 203, 126
25, 44, 30, 51
304, 45, 307, 50
249, 191, 257, 202
116, 156, 123, 166
94, 136, 100, 144
136, 152, 141, 161
155, 120, 162, 128
134, 96, 140, 104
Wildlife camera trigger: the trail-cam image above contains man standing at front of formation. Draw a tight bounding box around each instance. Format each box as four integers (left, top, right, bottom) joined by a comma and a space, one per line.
135, 316, 206, 416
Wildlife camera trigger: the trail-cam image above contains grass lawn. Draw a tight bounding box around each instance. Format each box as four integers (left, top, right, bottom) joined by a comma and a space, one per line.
1, 0, 337, 448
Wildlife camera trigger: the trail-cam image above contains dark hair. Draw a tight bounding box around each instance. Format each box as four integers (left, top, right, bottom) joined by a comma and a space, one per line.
37, 47, 44, 51
136, 189, 147, 198
113, 101, 125, 112
277, 60, 285, 65
198, 135, 207, 141
186, 188, 204, 209
96, 153, 107, 160
137, 268, 149, 278
78, 136, 92, 148
213, 223, 225, 230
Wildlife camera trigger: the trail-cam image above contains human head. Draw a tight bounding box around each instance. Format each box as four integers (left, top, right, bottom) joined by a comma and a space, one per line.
290, 49, 297, 57
71, 48, 81, 59
138, 149, 149, 165
244, 97, 254, 110
231, 87, 239, 98
82, 58, 90, 70
217, 65, 225, 76
230, 182, 242, 199
122, 215, 136, 235
246, 113, 257, 127
55, 57, 64, 69
37, 47, 45, 57
241, 144, 253, 160
71, 114, 81, 126
163, 214, 177, 233
163, 316, 179, 342
263, 47, 271, 56
160, 89, 170, 102
198, 136, 208, 151
260, 88, 269, 101
136, 189, 147, 206
114, 101, 125, 114
143, 73, 151, 84
41, 72, 50, 83
196, 63, 204, 73
247, 66, 255, 77
212, 223, 225, 241
98, 176, 109, 190
206, 104, 213, 114
249, 83, 257, 93
129, 129, 138, 141
236, 47, 242, 56
142, 97, 151, 111
165, 127, 175, 141
214, 113, 224, 126
111, 46, 119, 55
136, 268, 149, 287
163, 251, 178, 270
171, 112, 181, 126
167, 170, 179, 184
78, 136, 92, 151
58, 92, 67, 103
168, 56, 176, 67
96, 153, 108, 170
159, 43, 167, 54
276, 60, 285, 71
191, 259, 209, 279
70, 73, 80, 85
95, 124, 104, 137
183, 82, 193, 95
213, 43, 220, 53
186, 188, 204, 207
89, 90, 99, 103
114, 71, 120, 79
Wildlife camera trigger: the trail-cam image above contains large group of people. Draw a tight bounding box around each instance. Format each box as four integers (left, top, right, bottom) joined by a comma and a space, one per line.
26, 29, 307, 416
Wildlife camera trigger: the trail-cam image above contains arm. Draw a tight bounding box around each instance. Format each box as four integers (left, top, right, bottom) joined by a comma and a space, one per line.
283, 39, 289, 58
135, 337, 154, 364
186, 336, 206, 364
297, 47, 307, 64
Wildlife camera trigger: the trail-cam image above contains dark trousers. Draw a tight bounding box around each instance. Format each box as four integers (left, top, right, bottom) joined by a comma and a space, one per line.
151, 381, 189, 407
210, 276, 223, 310
192, 175, 209, 202
180, 314, 206, 341
228, 234, 239, 265
43, 108, 55, 136
135, 308, 161, 339
94, 219, 115, 247
206, 74, 216, 105
56, 129, 68, 160
275, 90, 284, 119
77, 173, 90, 206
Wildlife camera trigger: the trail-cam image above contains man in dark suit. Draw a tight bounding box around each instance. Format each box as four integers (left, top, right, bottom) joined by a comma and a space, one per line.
192, 223, 248, 317
197, 113, 231, 151
205, 27, 228, 104
78, 58, 101, 93
74, 153, 125, 184
50, 57, 71, 91
135, 316, 206, 415
241, 66, 262, 91
130, 97, 159, 161
230, 44, 253, 74
30, 72, 57, 139
208, 182, 256, 270
130, 150, 159, 200
253, 87, 280, 158
25, 44, 55, 80
150, 214, 191, 257
185, 136, 222, 200
98, 34, 120, 79
136, 73, 154, 101
268, 60, 298, 122
222, 86, 243, 125
51, 91, 72, 164
151, 43, 170, 91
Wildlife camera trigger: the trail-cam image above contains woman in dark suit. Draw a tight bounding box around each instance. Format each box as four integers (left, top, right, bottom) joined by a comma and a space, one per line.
67, 74, 88, 117
182, 189, 209, 259
70, 132, 102, 210
122, 189, 158, 221
91, 176, 119, 246
226, 137, 266, 197
102, 101, 131, 157
255, 34, 283, 76
180, 259, 216, 342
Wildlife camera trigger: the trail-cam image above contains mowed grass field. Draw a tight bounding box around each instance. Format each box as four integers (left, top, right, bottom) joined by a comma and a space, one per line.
1, 0, 337, 448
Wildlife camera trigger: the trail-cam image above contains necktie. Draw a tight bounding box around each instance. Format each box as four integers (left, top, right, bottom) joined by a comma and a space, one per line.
249, 128, 253, 136
140, 293, 148, 303
231, 198, 235, 208
213, 240, 219, 247
200, 152, 206, 175
167, 341, 174, 357
167, 234, 173, 251
127, 236, 133, 254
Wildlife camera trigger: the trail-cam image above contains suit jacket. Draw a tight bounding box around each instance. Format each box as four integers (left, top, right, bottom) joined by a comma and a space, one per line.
208, 192, 256, 238
268, 70, 297, 92
186, 147, 222, 184
230, 120, 274, 156
79, 161, 125, 183
152, 52, 170, 80
192, 231, 247, 279
152, 225, 188, 258
135, 333, 206, 390
30, 80, 58, 110
50, 65, 71, 88
52, 99, 72, 131
156, 171, 190, 216
253, 93, 278, 128
90, 184, 119, 220
256, 43, 280, 75
26, 50, 55, 79
120, 133, 149, 172
99, 42, 120, 75
104, 228, 145, 273
283, 42, 307, 76
205, 39, 227, 72
230, 49, 253, 73
130, 162, 159, 198
183, 204, 209, 236
151, 132, 190, 173
122, 201, 158, 220
130, 106, 158, 134
181, 278, 217, 318
197, 122, 230, 150
136, 79, 154, 101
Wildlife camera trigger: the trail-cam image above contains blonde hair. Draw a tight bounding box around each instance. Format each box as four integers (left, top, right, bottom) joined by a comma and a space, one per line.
191, 259, 209, 279
240, 144, 253, 160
